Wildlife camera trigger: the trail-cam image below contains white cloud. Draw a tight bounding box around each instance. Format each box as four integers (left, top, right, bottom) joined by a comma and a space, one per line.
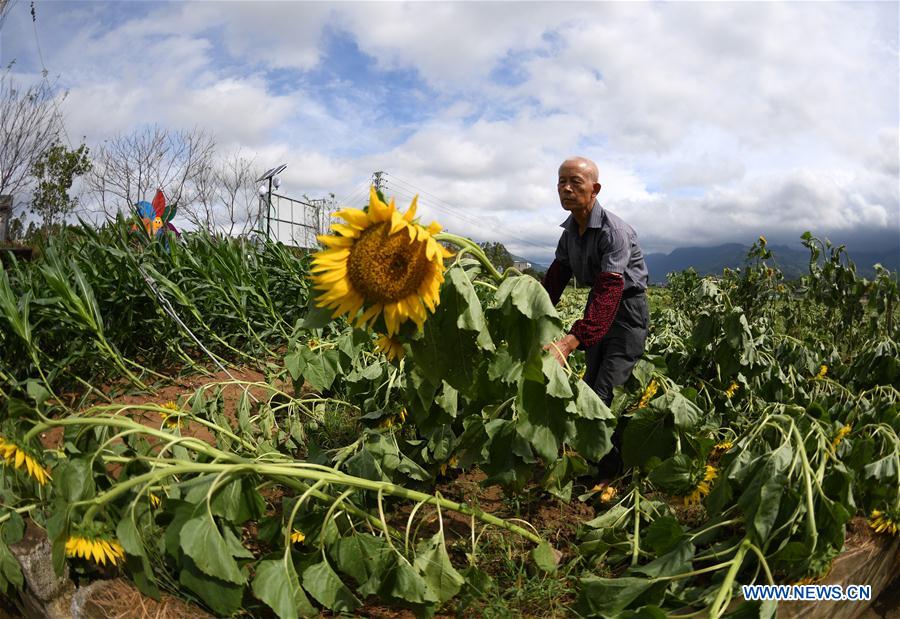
1, 0, 895, 262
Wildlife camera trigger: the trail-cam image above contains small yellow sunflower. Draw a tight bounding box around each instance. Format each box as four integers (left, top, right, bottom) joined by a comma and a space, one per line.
65, 535, 126, 566
636, 379, 659, 409
379, 408, 408, 430
869, 510, 898, 536
159, 401, 185, 429
290, 529, 306, 544
374, 334, 405, 361
599, 485, 618, 502
815, 364, 828, 380
0, 436, 51, 485
439, 455, 459, 477
679, 465, 718, 506
311, 187, 453, 336
711, 441, 733, 458
724, 381, 739, 399
831, 425, 851, 450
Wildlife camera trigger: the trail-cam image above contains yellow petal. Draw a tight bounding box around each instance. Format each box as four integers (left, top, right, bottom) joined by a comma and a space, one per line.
101, 540, 119, 565
318, 234, 355, 248
368, 187, 391, 221
358, 304, 382, 327
330, 223, 360, 238
384, 304, 401, 336
312, 247, 351, 262
336, 208, 372, 229
425, 238, 439, 261
403, 195, 419, 222
92, 542, 105, 565
389, 211, 408, 235
313, 268, 349, 284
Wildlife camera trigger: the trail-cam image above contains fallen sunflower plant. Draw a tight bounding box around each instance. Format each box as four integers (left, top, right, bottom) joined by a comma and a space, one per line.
0, 433, 51, 486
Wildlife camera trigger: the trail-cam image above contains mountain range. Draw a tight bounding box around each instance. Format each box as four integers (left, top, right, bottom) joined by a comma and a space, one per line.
516, 243, 899, 283
643, 243, 898, 283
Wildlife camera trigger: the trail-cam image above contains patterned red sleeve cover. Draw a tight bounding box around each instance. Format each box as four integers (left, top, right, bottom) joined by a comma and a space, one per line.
541, 260, 573, 306
569, 271, 624, 349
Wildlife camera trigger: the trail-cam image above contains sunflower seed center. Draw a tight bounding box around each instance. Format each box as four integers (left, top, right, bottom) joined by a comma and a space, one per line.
348, 222, 429, 303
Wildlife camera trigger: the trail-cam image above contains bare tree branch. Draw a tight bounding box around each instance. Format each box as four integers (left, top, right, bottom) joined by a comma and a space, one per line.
0, 73, 61, 199
185, 148, 263, 236
86, 125, 216, 217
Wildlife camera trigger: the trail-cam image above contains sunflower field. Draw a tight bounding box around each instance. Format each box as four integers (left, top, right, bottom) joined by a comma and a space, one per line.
0, 189, 898, 618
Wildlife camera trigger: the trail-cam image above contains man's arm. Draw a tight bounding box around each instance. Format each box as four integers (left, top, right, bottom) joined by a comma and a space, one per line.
569, 271, 624, 349
544, 271, 624, 365
541, 259, 572, 306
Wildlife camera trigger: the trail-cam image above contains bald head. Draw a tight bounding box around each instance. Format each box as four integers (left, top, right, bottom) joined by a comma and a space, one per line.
559, 156, 599, 184
558, 156, 601, 214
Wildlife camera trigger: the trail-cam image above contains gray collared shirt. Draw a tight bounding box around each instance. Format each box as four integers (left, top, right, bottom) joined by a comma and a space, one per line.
555, 201, 649, 294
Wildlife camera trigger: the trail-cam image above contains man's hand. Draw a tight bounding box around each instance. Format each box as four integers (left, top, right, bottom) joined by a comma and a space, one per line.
543, 334, 580, 367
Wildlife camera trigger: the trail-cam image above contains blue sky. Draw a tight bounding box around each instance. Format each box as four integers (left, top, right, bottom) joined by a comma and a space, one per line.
2, 1, 898, 263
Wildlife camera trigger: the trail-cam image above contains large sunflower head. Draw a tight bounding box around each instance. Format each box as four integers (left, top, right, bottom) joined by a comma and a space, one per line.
65, 534, 126, 566
311, 187, 452, 336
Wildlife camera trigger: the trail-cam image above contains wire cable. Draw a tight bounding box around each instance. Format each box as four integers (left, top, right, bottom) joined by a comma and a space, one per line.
29, 1, 73, 148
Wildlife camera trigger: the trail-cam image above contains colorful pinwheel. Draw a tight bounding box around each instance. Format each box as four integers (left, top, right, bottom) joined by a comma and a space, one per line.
132, 189, 178, 240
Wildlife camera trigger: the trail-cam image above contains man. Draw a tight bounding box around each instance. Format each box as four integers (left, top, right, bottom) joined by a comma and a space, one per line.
542, 156, 650, 410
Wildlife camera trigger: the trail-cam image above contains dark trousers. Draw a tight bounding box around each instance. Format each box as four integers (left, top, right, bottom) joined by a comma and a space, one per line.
583, 293, 649, 476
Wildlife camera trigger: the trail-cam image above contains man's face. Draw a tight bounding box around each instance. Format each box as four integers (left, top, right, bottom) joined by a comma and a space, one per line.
558, 162, 600, 212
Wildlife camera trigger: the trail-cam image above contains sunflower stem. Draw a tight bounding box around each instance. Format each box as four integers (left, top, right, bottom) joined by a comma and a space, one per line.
435, 233, 505, 282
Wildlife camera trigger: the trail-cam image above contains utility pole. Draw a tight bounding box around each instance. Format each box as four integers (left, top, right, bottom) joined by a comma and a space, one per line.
372, 171, 384, 194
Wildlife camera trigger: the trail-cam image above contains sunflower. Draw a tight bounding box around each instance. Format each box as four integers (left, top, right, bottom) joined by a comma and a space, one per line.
636, 379, 659, 409
679, 465, 718, 506
0, 435, 51, 485
374, 334, 405, 361
724, 381, 739, 399
711, 441, 733, 458
815, 364, 828, 380
159, 401, 185, 429
65, 535, 126, 566
869, 510, 898, 536
290, 529, 306, 544
379, 408, 408, 430
589, 484, 617, 503
831, 424, 851, 450
311, 187, 452, 336
439, 455, 459, 477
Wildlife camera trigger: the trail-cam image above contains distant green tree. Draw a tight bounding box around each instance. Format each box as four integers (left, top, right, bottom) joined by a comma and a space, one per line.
478, 241, 514, 271
6, 214, 39, 243
30, 142, 91, 230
